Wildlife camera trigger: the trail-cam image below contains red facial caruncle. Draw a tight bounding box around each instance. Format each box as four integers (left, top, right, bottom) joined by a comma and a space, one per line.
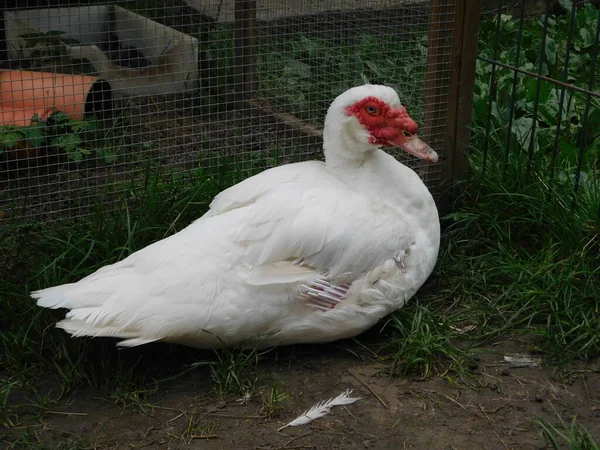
345, 96, 438, 162
345, 97, 417, 146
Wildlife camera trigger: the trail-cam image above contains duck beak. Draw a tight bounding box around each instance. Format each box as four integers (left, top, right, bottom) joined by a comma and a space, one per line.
388, 133, 438, 163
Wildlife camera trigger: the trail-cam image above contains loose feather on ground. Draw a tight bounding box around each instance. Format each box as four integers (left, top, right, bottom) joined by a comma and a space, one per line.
277, 388, 361, 431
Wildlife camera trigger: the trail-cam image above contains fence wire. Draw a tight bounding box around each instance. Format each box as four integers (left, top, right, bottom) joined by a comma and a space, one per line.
475, 0, 600, 197
0, 0, 454, 224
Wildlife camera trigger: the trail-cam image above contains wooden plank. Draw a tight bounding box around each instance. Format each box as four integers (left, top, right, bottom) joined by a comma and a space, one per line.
428, 0, 481, 211
245, 99, 323, 139
423, 0, 454, 193
234, 0, 257, 104
244, 98, 323, 149
437, 0, 466, 207
451, 0, 482, 188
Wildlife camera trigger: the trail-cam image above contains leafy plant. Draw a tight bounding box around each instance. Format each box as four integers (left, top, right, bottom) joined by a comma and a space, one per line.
257, 32, 428, 124
474, 3, 600, 182
0, 112, 101, 162
0, 115, 45, 154
17, 30, 70, 70
385, 4, 600, 374
45, 111, 98, 162
0, 378, 19, 426
444, 1, 600, 359
201, 24, 428, 125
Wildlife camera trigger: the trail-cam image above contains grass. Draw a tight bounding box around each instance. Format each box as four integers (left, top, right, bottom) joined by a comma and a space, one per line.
260, 382, 289, 419
540, 417, 600, 450
383, 306, 469, 378
201, 345, 262, 400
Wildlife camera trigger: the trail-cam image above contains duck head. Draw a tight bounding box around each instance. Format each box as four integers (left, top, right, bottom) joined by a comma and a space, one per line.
323, 85, 438, 163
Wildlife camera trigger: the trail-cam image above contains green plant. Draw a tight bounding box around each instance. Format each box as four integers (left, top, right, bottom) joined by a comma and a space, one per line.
474, 3, 600, 182
257, 32, 428, 124
0, 116, 45, 154
0, 165, 222, 388
0, 378, 19, 426
109, 375, 158, 412
202, 345, 261, 400
260, 382, 289, 418
385, 305, 467, 378
17, 30, 69, 70
539, 417, 600, 450
448, 3, 600, 362
0, 112, 104, 162
200, 25, 427, 122
45, 112, 98, 162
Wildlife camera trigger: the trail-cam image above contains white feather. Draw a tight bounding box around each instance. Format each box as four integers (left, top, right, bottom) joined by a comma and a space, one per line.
248, 261, 317, 285
277, 388, 361, 431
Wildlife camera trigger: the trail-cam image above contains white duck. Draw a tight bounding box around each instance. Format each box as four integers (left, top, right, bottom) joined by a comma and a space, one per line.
32, 85, 440, 349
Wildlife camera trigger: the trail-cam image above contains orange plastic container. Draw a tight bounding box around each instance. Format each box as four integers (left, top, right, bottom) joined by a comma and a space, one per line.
0, 69, 112, 127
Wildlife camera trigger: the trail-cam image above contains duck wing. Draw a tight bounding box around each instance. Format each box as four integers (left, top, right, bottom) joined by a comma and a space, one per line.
32, 163, 409, 347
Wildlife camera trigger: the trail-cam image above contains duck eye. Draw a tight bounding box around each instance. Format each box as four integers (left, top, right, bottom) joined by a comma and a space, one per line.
402, 130, 412, 138
366, 105, 378, 115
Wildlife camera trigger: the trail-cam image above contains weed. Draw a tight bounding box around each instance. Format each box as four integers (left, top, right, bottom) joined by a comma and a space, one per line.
0, 118, 45, 153
0, 165, 225, 392
260, 382, 289, 418
45, 112, 99, 162
0, 378, 19, 427
106, 357, 159, 412
436, 138, 600, 362
384, 305, 468, 378
203, 24, 427, 124
539, 417, 600, 450
199, 345, 261, 400
0, 112, 100, 163
28, 391, 59, 418
474, 4, 599, 184
181, 415, 218, 443
109, 380, 158, 413
3, 432, 101, 450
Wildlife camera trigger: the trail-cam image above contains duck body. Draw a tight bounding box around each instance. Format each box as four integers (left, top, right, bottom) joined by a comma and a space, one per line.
32, 85, 440, 348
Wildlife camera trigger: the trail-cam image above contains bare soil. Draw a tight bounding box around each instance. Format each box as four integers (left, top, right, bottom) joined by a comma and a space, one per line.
3, 337, 599, 450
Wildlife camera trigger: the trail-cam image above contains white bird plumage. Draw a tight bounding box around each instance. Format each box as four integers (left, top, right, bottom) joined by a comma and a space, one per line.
277, 388, 361, 431
32, 84, 441, 349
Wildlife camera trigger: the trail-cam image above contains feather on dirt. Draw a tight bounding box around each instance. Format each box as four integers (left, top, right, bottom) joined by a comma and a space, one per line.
278, 388, 361, 431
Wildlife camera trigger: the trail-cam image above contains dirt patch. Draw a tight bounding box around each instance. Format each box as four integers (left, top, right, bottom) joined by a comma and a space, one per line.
3, 338, 599, 449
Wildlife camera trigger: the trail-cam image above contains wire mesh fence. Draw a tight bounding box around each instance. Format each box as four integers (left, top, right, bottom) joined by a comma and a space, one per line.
0, 0, 456, 224
474, 0, 599, 203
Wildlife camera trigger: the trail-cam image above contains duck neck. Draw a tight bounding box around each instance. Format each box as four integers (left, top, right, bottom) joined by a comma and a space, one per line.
323, 125, 439, 229
323, 125, 375, 174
